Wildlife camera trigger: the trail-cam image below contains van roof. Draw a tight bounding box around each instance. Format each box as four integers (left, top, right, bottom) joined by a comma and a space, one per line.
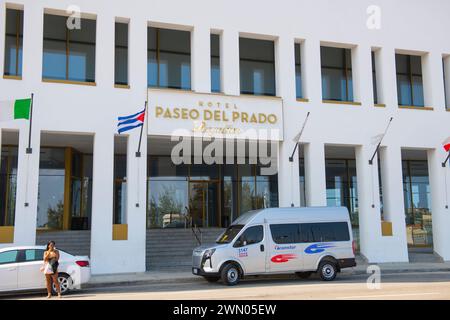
232, 207, 350, 226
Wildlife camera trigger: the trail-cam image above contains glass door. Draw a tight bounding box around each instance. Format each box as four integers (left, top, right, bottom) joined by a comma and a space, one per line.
189, 182, 220, 228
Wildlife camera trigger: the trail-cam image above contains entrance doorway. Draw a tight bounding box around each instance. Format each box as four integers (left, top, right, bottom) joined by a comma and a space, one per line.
189, 182, 220, 228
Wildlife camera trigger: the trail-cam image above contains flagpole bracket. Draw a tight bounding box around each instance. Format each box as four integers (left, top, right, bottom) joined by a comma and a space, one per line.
368, 160, 373, 165
26, 148, 32, 154
135, 152, 141, 158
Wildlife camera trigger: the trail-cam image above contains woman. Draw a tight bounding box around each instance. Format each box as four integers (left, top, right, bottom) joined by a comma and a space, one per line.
43, 241, 61, 298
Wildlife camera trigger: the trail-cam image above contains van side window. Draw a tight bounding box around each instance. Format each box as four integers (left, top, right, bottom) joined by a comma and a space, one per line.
234, 225, 263, 247
270, 224, 300, 244
301, 222, 350, 242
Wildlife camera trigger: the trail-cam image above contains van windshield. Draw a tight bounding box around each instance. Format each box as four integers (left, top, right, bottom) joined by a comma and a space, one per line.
216, 225, 244, 244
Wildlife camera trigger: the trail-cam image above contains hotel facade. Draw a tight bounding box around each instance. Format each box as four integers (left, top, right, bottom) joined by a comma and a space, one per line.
0, 0, 450, 275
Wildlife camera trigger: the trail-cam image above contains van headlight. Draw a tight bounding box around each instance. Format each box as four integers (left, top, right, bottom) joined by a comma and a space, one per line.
203, 249, 216, 259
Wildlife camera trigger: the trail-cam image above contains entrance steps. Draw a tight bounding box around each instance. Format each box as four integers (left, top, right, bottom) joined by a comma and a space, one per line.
408, 247, 443, 263
146, 228, 225, 270
36, 231, 91, 257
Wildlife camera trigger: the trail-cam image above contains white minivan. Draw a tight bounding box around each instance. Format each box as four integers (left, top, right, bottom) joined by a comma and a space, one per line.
192, 207, 356, 285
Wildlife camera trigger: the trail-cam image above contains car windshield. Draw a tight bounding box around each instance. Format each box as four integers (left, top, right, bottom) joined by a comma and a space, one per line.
216, 225, 244, 244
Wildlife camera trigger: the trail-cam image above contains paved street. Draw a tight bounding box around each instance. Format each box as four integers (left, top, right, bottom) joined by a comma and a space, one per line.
5, 271, 450, 300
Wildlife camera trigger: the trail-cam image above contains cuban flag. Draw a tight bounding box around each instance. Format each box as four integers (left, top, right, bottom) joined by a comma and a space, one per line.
444, 137, 450, 152
117, 109, 146, 134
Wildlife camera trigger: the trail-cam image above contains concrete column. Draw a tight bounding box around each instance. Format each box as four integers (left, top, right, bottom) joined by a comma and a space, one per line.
355, 144, 382, 262
95, 10, 115, 88
302, 39, 322, 103
191, 25, 211, 93
221, 29, 240, 95
278, 141, 301, 207
90, 131, 114, 274
352, 45, 373, 106
275, 36, 296, 99
379, 146, 409, 262
90, 130, 146, 274
304, 142, 326, 206
13, 125, 41, 245
377, 46, 398, 108
22, 1, 43, 82
124, 127, 147, 271
129, 16, 148, 90
422, 52, 446, 112
276, 36, 300, 207
428, 148, 450, 260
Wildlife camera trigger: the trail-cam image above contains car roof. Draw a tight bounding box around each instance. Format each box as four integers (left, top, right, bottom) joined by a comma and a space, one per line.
0, 246, 46, 252
232, 206, 350, 225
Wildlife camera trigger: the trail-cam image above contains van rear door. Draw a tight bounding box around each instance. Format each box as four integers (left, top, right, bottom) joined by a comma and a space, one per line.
267, 224, 304, 273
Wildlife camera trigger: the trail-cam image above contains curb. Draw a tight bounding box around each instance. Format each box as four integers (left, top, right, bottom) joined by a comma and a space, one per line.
84, 267, 450, 289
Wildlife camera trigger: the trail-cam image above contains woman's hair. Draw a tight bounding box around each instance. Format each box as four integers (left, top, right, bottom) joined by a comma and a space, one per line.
46, 241, 56, 251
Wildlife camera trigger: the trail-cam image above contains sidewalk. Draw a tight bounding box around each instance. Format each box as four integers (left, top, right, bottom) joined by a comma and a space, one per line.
85, 261, 450, 289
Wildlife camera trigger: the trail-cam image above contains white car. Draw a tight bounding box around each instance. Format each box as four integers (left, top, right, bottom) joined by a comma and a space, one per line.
0, 246, 91, 295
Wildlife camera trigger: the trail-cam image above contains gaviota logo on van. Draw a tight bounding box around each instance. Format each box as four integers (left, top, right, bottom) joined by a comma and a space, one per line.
304, 243, 335, 254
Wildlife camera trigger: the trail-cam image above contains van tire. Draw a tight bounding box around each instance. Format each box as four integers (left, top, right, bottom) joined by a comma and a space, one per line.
221, 263, 241, 286
318, 260, 337, 281
204, 276, 220, 283
296, 271, 313, 279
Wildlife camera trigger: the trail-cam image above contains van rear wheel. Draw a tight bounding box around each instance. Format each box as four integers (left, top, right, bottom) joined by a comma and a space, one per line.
318, 261, 337, 281
221, 263, 241, 286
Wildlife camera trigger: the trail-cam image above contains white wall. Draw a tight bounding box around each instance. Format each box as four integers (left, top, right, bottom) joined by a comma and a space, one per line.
1, 0, 450, 272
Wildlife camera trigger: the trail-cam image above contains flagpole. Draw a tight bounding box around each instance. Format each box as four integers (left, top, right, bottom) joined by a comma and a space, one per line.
135, 102, 147, 158
26, 93, 34, 154
289, 112, 310, 162
442, 152, 450, 168
369, 117, 393, 165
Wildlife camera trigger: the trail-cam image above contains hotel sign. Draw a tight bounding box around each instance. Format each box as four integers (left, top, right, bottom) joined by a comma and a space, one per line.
147, 89, 284, 141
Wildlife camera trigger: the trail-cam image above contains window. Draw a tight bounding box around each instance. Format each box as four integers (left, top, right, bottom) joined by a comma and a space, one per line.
270, 224, 300, 244
443, 57, 449, 108
42, 14, 96, 83
1, 138, 18, 227
321, 46, 353, 102
22, 249, 45, 262
396, 54, 424, 107
301, 222, 350, 243
295, 43, 303, 99
3, 8, 23, 77
115, 22, 129, 86
211, 34, 221, 93
113, 136, 127, 225
0, 250, 18, 264
37, 148, 66, 229
372, 51, 379, 104
240, 38, 276, 96
148, 27, 191, 90
234, 225, 263, 247
217, 225, 244, 244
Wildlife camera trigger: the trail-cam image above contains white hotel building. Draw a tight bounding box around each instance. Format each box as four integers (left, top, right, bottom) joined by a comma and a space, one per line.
0, 0, 449, 275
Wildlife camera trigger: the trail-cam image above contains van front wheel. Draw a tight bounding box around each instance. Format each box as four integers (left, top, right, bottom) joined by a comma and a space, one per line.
318, 261, 337, 281
221, 264, 241, 286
